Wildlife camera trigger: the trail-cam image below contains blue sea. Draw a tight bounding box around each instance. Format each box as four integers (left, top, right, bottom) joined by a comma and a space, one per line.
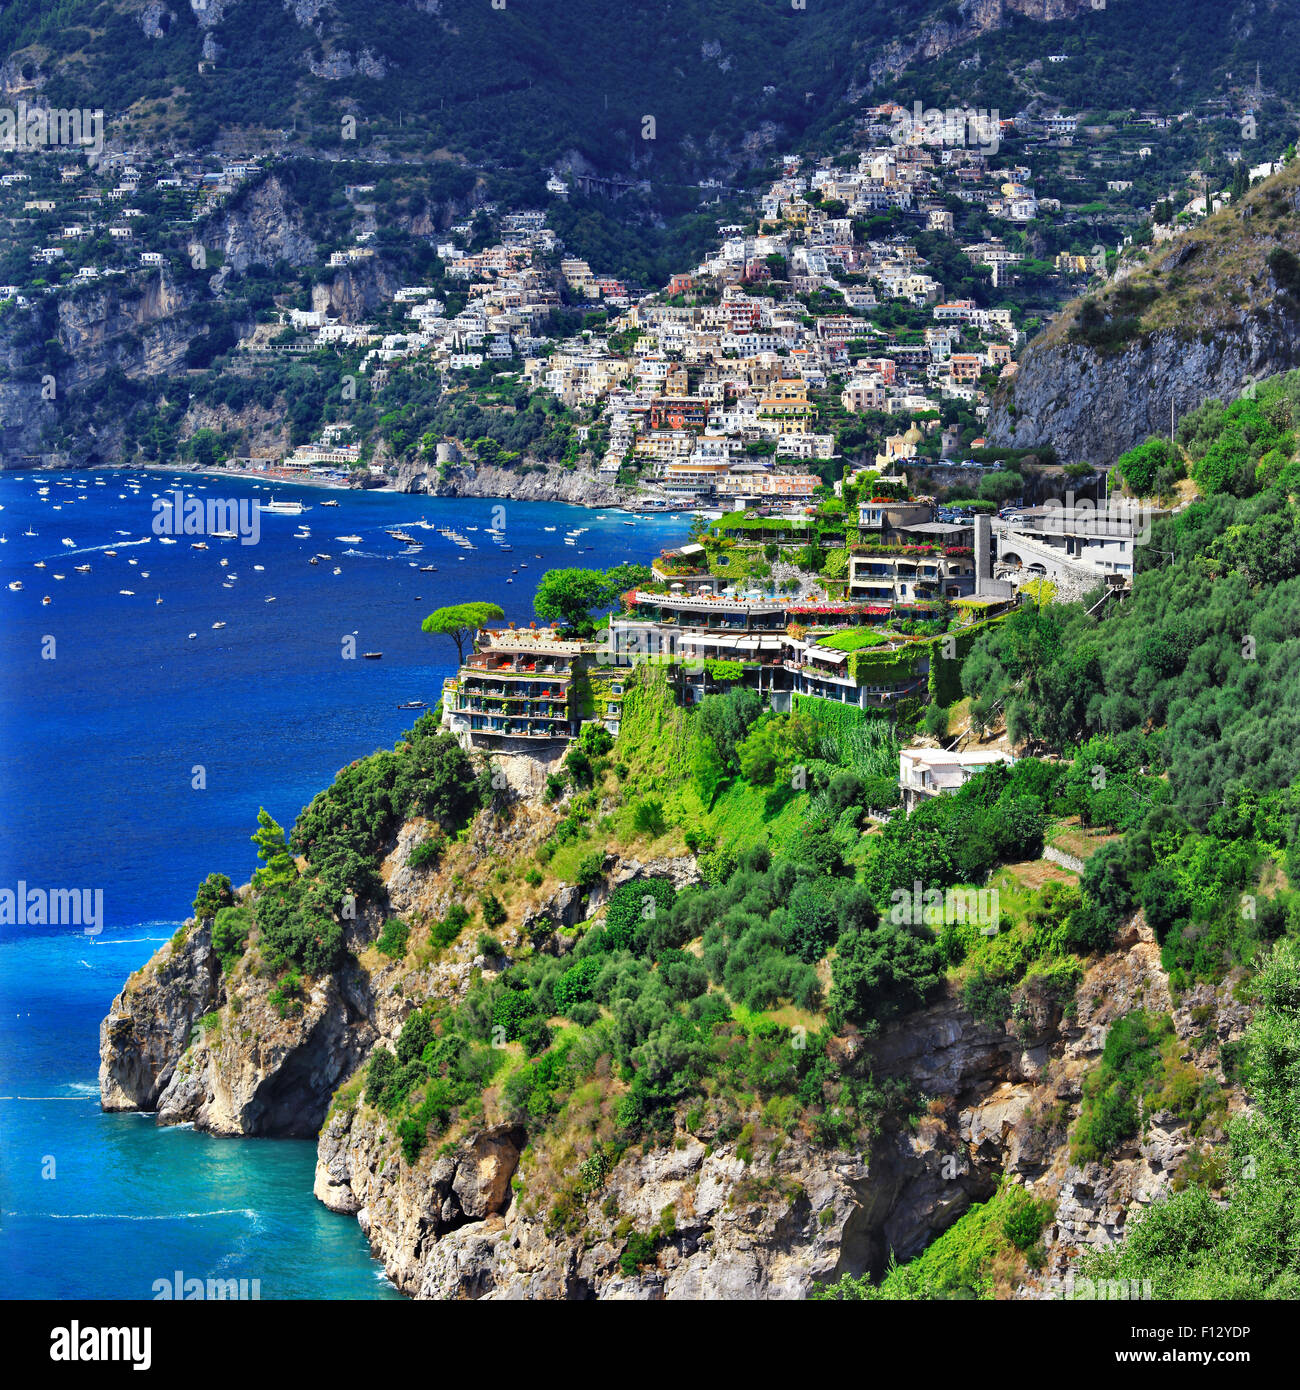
0, 468, 688, 1299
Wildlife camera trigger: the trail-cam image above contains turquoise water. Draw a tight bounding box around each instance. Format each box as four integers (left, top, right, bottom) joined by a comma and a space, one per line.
0, 469, 687, 1298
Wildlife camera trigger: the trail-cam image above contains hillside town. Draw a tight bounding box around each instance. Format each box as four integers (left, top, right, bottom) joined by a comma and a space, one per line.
0, 86, 1285, 498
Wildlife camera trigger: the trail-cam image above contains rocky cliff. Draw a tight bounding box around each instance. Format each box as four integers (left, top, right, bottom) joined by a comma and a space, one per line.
100, 752, 1248, 1297
989, 162, 1300, 464
390, 458, 634, 508
864, 0, 1102, 88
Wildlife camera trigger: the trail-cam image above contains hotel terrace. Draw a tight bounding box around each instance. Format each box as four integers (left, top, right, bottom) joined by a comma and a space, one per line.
442, 626, 590, 745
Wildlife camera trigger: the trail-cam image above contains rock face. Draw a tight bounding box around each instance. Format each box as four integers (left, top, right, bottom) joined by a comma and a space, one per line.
100, 918, 379, 1137
865, 0, 1100, 87
316, 1110, 869, 1300
390, 459, 632, 508
153, 964, 378, 1137
989, 166, 1300, 465
100, 774, 1249, 1298
99, 924, 221, 1112
986, 311, 1300, 465
210, 175, 316, 274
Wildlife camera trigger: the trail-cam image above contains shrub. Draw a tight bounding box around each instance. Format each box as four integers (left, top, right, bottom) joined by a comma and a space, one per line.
268, 968, 304, 1019
923, 703, 949, 739
480, 892, 506, 928
408, 834, 446, 870
554, 956, 602, 1014
619, 1230, 658, 1276
430, 901, 470, 949
376, 918, 410, 959
212, 905, 251, 972
576, 851, 605, 892
192, 872, 235, 923
1001, 1190, 1053, 1252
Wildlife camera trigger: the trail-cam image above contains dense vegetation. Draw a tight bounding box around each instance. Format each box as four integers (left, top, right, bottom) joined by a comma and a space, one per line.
189, 714, 485, 981
1078, 938, 1300, 1298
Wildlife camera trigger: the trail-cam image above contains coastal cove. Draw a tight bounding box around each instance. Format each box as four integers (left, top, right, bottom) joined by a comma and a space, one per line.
0, 469, 687, 1299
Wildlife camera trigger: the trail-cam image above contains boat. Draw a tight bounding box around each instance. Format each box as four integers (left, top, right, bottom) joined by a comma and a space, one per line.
42, 596, 50, 605
75, 564, 90, 572
212, 621, 226, 629
119, 589, 134, 595
321, 498, 340, 506
23, 526, 36, 537
314, 553, 332, 560
219, 558, 229, 567
211, 529, 238, 540
188, 633, 197, 640
308, 557, 319, 565
61, 537, 75, 547
158, 537, 177, 545
362, 651, 382, 659
104, 550, 116, 557
265, 596, 276, 603
156, 596, 163, 604
33, 561, 45, 569
397, 700, 427, 710
7, 581, 22, 591
335, 535, 362, 543
259, 499, 305, 514
543, 526, 556, 532
253, 565, 264, 571
332, 567, 341, 575
419, 565, 435, 572
191, 542, 207, 550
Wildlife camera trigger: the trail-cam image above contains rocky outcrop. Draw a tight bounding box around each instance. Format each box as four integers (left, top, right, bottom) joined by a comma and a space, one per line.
864, 0, 1102, 89
316, 1110, 869, 1299
990, 163, 1300, 464
101, 772, 1249, 1298
209, 175, 316, 274
311, 258, 402, 324
99, 923, 221, 1112
391, 459, 633, 508
987, 312, 1300, 465
99, 913, 381, 1137
153, 963, 378, 1137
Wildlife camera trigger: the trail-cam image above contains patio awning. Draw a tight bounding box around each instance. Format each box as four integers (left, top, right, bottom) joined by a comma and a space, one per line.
805, 646, 849, 664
